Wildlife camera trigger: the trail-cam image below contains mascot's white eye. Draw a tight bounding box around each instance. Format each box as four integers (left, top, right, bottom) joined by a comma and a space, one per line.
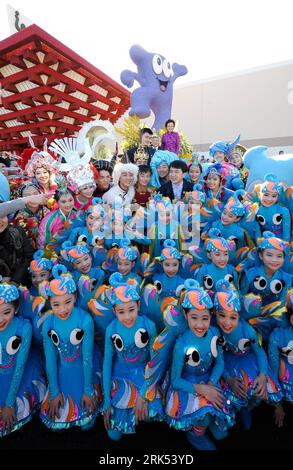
272, 214, 282, 225
270, 279, 284, 294
48, 329, 59, 346
253, 276, 267, 291
154, 280, 162, 294
111, 334, 124, 352
77, 234, 88, 243
203, 275, 214, 289
211, 336, 219, 358
162, 59, 172, 78
238, 338, 251, 352
185, 347, 201, 366
134, 328, 149, 348
70, 328, 84, 345
152, 54, 163, 75
6, 335, 21, 355
224, 274, 234, 283
256, 214, 265, 226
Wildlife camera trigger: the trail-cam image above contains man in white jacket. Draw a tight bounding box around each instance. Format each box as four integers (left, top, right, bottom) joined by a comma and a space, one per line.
102, 163, 138, 208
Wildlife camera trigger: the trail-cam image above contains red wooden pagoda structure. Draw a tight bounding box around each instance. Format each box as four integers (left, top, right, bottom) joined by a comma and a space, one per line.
0, 24, 130, 152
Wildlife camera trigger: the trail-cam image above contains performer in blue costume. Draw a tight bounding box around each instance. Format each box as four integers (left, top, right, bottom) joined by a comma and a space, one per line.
19, 251, 53, 350
60, 241, 105, 286
240, 232, 292, 341
214, 279, 282, 430
67, 197, 106, 247
0, 279, 46, 437
103, 272, 163, 441
209, 135, 244, 190
165, 279, 234, 450
255, 174, 291, 242
147, 194, 183, 260
152, 240, 185, 297
268, 301, 293, 427
40, 265, 101, 430
115, 239, 142, 289
194, 228, 238, 295
202, 164, 234, 204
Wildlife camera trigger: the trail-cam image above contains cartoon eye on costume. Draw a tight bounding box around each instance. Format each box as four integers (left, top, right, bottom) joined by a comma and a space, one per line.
253, 276, 267, 291
185, 347, 200, 366
256, 214, 266, 226
77, 234, 88, 243
48, 329, 59, 346
203, 275, 214, 289
272, 214, 282, 225
134, 329, 149, 348
70, 328, 84, 345
270, 279, 284, 294
228, 236, 238, 243
92, 235, 101, 245
162, 59, 172, 78
111, 334, 124, 352
152, 54, 163, 75
6, 335, 21, 355
238, 338, 252, 352
154, 280, 162, 294
224, 274, 234, 283
210, 336, 219, 358
281, 347, 293, 365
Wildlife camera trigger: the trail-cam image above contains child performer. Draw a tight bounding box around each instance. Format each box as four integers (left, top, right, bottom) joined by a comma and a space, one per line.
40, 265, 101, 430
103, 273, 163, 441
0, 279, 46, 437
165, 279, 234, 450
268, 300, 293, 427
254, 174, 291, 242
152, 240, 185, 298
195, 229, 238, 294
214, 279, 282, 430
240, 232, 292, 341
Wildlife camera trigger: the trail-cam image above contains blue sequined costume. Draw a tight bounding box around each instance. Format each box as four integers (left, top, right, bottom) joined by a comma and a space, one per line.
40, 307, 102, 430
268, 324, 293, 403
103, 315, 163, 434
165, 326, 235, 431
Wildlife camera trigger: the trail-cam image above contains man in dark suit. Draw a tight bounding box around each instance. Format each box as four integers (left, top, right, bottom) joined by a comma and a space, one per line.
158, 160, 193, 202
127, 128, 155, 165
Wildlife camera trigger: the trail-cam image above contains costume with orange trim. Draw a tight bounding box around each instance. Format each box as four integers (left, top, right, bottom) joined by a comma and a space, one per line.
102, 273, 163, 438
40, 265, 102, 430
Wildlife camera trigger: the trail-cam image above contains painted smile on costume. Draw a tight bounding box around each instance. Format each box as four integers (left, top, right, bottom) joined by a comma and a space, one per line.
123, 352, 142, 363
0, 356, 16, 369
62, 346, 81, 362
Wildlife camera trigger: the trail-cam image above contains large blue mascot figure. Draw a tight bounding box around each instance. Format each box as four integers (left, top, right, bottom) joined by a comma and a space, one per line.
121, 45, 188, 131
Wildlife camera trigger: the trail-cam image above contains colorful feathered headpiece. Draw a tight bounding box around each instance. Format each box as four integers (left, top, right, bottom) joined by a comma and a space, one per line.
109, 272, 140, 305
182, 279, 213, 310
46, 264, 76, 296
261, 174, 283, 195
0, 277, 19, 304
257, 231, 288, 252
206, 228, 234, 252
160, 239, 181, 261
214, 279, 241, 312
29, 250, 53, 273
117, 238, 139, 262
224, 189, 246, 217
204, 163, 223, 179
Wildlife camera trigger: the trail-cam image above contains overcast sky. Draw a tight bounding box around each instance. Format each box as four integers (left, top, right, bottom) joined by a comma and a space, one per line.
0, 0, 293, 87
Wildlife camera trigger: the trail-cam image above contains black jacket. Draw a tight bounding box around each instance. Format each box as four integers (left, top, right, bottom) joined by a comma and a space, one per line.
0, 224, 34, 285
158, 180, 194, 201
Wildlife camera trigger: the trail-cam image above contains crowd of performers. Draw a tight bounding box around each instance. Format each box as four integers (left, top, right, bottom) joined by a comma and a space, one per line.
0, 121, 292, 451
